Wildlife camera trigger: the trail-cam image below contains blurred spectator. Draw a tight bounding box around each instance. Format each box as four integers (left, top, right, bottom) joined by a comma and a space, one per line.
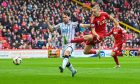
0, 0, 139, 50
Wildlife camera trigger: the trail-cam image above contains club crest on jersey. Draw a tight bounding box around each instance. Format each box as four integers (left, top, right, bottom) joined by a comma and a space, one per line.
113, 31, 118, 34
97, 19, 106, 25
113, 28, 118, 34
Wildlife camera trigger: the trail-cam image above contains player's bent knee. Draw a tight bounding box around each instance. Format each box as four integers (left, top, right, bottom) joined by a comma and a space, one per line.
83, 51, 89, 54
84, 35, 93, 41
63, 55, 70, 58
112, 51, 117, 57
111, 52, 115, 56
66, 62, 71, 67
117, 52, 123, 56
64, 51, 70, 56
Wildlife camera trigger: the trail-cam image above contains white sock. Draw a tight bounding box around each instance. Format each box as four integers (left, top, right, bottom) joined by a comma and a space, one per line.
62, 58, 69, 69
68, 64, 75, 73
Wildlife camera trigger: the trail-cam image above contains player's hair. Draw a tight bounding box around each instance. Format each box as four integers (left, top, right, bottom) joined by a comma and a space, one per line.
92, 4, 100, 10
63, 11, 71, 17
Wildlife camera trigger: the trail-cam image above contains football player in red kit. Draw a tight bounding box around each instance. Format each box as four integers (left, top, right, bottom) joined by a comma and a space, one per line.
71, 4, 120, 55
106, 24, 126, 68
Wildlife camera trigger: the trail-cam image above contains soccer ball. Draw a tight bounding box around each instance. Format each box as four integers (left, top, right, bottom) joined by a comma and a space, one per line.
13, 57, 22, 65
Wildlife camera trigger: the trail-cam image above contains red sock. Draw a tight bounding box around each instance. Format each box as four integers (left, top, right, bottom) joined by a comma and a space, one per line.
71, 38, 85, 43
88, 50, 96, 54
113, 56, 119, 65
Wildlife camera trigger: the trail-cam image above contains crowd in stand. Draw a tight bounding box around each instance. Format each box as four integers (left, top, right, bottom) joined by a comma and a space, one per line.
0, 0, 139, 49
80, 0, 140, 30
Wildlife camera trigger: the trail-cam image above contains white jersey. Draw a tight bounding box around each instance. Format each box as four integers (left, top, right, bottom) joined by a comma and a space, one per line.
54, 21, 78, 56
54, 21, 78, 44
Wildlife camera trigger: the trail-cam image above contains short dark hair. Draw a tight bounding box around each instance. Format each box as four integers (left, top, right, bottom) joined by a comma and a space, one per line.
63, 11, 71, 17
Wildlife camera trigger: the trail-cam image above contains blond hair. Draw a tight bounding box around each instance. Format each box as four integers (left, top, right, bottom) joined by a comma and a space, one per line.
92, 4, 100, 11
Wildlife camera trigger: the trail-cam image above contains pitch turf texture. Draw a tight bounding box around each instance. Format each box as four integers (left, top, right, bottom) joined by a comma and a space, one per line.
0, 57, 140, 84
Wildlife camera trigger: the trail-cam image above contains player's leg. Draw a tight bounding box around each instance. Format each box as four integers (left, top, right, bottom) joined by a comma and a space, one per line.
59, 49, 70, 73
65, 47, 77, 77
59, 45, 77, 77
71, 34, 93, 43
117, 44, 123, 56
117, 51, 123, 56
112, 44, 123, 68
83, 44, 97, 54
111, 50, 120, 68
83, 35, 103, 55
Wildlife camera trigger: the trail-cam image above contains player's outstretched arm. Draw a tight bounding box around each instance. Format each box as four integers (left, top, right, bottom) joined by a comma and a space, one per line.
45, 18, 54, 32
79, 24, 90, 28
109, 16, 119, 26
122, 29, 127, 44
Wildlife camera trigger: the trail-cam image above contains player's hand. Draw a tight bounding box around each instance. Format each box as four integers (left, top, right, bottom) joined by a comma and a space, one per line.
117, 25, 122, 29
95, 34, 100, 41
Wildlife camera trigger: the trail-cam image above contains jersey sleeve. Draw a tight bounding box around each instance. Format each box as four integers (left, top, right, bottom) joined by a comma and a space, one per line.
54, 23, 61, 29
90, 23, 95, 29
72, 22, 79, 28
90, 16, 95, 29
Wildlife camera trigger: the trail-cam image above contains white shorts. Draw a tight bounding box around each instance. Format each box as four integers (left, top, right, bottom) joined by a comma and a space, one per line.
62, 43, 75, 56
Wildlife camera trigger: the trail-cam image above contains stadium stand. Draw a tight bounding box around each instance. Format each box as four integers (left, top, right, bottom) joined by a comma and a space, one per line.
0, 0, 139, 49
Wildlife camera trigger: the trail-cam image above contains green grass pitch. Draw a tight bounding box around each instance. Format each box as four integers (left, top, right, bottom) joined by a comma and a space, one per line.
0, 57, 140, 84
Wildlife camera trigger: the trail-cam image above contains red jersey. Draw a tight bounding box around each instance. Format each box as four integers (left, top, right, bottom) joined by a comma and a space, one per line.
90, 12, 110, 36
106, 27, 126, 45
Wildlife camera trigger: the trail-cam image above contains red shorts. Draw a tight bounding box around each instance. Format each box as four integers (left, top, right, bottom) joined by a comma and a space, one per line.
86, 34, 104, 45
113, 43, 123, 56
113, 43, 122, 52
